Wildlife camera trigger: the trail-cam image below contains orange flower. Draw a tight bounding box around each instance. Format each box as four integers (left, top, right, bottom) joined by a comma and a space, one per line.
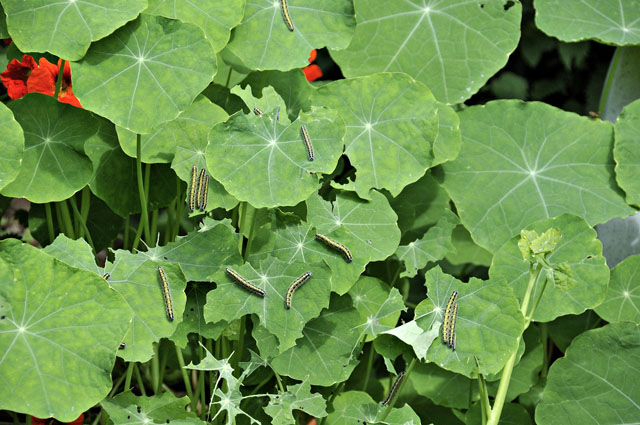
0, 54, 37, 99
27, 58, 82, 108
303, 49, 322, 82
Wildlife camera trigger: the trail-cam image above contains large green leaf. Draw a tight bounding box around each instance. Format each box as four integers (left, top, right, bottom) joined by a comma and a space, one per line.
241, 70, 315, 121
146, 0, 245, 52
416, 266, 524, 378
222, 0, 355, 71
491, 214, 609, 322
0, 239, 132, 421
534, 0, 640, 45
85, 118, 178, 217
1, 0, 146, 60
264, 378, 327, 425
331, 0, 521, 104
72, 14, 216, 134
43, 235, 101, 274
536, 322, 640, 425
2, 94, 97, 203
409, 362, 472, 409
325, 391, 422, 425
441, 100, 634, 252
595, 254, 640, 324
601, 47, 640, 122
205, 257, 331, 353
101, 391, 205, 425
206, 107, 345, 208
0, 101, 23, 191
107, 249, 187, 362
349, 276, 405, 340
614, 97, 640, 207
314, 73, 439, 199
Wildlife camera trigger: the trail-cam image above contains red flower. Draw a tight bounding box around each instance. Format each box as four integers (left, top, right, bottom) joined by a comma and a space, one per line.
303, 49, 322, 82
31, 414, 83, 425
308, 49, 317, 63
1, 54, 37, 99
27, 58, 82, 108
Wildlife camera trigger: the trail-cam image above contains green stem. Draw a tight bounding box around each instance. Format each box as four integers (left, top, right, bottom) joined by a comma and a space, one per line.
69, 196, 95, 253
361, 342, 375, 392
157, 343, 169, 394
176, 346, 197, 412
108, 370, 127, 397
199, 368, 206, 419
249, 371, 274, 396
541, 323, 550, 378
273, 370, 285, 393
136, 134, 151, 244
134, 363, 147, 396
237, 202, 248, 253
123, 216, 130, 251
132, 216, 145, 252
150, 209, 159, 247
90, 409, 102, 425
477, 372, 490, 425
59, 200, 75, 238
598, 47, 621, 115
243, 207, 258, 260
166, 199, 176, 244
53, 60, 64, 99
320, 382, 345, 425
81, 186, 91, 222
232, 316, 246, 372
174, 176, 184, 240
124, 362, 135, 391
44, 203, 55, 244
152, 347, 160, 395
224, 67, 233, 88
379, 358, 416, 422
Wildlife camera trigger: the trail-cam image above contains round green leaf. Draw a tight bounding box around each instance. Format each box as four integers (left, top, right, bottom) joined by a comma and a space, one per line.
534, 0, 640, 45
349, 276, 405, 340
490, 214, 609, 322
2, 94, 96, 203
536, 322, 640, 425
0, 101, 23, 191
43, 234, 101, 275
106, 250, 187, 362
314, 73, 439, 199
222, 0, 355, 71
146, 0, 245, 52
441, 100, 634, 252
206, 107, 345, 208
241, 70, 315, 121
205, 257, 331, 353
595, 254, 640, 324
72, 14, 217, 134
417, 266, 524, 378
614, 98, 640, 207
331, 0, 521, 104
0, 239, 132, 421
2, 0, 147, 60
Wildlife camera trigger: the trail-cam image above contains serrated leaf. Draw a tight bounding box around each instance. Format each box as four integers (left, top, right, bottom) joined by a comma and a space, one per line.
107, 249, 187, 362
535, 322, 640, 425
231, 86, 287, 120
102, 391, 205, 425
85, 118, 178, 217
441, 100, 634, 252
72, 14, 216, 134
2, 94, 97, 203
0, 101, 23, 191
146, 0, 245, 52
184, 345, 238, 390
264, 377, 327, 425
396, 209, 458, 278
534, 0, 640, 45
0, 239, 131, 421
490, 214, 609, 322
2, 0, 147, 60
206, 107, 344, 208
314, 73, 439, 199
326, 391, 422, 425
416, 266, 524, 378
331, 0, 521, 104
614, 97, 640, 207
222, 0, 355, 71
267, 294, 361, 386
170, 283, 226, 349
349, 276, 405, 340
595, 254, 640, 324
205, 257, 331, 353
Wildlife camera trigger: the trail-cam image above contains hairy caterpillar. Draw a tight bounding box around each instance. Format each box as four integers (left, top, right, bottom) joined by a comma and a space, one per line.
196, 168, 206, 211
157, 266, 174, 321
189, 165, 197, 212
381, 371, 405, 406
225, 267, 266, 297
285, 272, 312, 309
442, 290, 458, 348
280, 0, 294, 32
253, 107, 264, 116
300, 124, 314, 161
199, 174, 209, 211
315, 233, 353, 262
103, 273, 110, 280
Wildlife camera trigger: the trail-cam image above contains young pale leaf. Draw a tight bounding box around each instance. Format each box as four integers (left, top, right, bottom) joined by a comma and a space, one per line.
222, 0, 355, 71
314, 73, 439, 199
265, 294, 362, 386
417, 266, 524, 378
184, 344, 239, 391
0, 102, 23, 191
396, 209, 458, 278
2, 94, 96, 203
595, 254, 640, 324
331, 0, 521, 104
85, 118, 178, 217
441, 100, 634, 252
106, 250, 187, 362
536, 322, 640, 425
205, 257, 331, 353
349, 276, 406, 340
614, 98, 640, 207
534, 0, 640, 45
231, 86, 288, 122
409, 362, 472, 409
72, 14, 217, 134
264, 377, 328, 425
117, 95, 228, 163
101, 392, 205, 425
2, 0, 146, 60
517, 227, 562, 261
0, 239, 132, 421
383, 319, 438, 361
170, 283, 226, 349
206, 107, 345, 208
142, 217, 242, 282
491, 214, 609, 322
326, 391, 421, 425
146, 0, 245, 52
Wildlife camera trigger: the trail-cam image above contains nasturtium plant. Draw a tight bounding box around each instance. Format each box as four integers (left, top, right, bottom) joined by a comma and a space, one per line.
3, 1, 640, 424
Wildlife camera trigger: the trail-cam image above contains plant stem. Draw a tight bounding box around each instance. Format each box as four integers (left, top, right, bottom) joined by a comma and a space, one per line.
379, 358, 416, 421
69, 196, 95, 253
232, 316, 246, 372
477, 372, 490, 425
361, 342, 375, 392
108, 370, 127, 397
90, 409, 102, 425
224, 67, 233, 88
273, 371, 285, 393
53, 60, 64, 98
81, 186, 91, 222
132, 217, 145, 252
176, 346, 197, 412
44, 203, 55, 244
123, 216, 130, 251
598, 47, 621, 115
166, 199, 176, 244
136, 134, 151, 244
150, 209, 159, 247
59, 200, 75, 238
541, 323, 550, 378
124, 362, 134, 391
134, 363, 147, 396
158, 343, 169, 394
174, 176, 184, 240
151, 346, 159, 395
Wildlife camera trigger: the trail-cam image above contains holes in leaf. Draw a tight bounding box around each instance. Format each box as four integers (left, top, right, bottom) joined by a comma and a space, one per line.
503, 0, 515, 10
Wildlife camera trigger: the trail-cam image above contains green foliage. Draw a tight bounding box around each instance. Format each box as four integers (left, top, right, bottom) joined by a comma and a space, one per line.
614, 97, 640, 207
